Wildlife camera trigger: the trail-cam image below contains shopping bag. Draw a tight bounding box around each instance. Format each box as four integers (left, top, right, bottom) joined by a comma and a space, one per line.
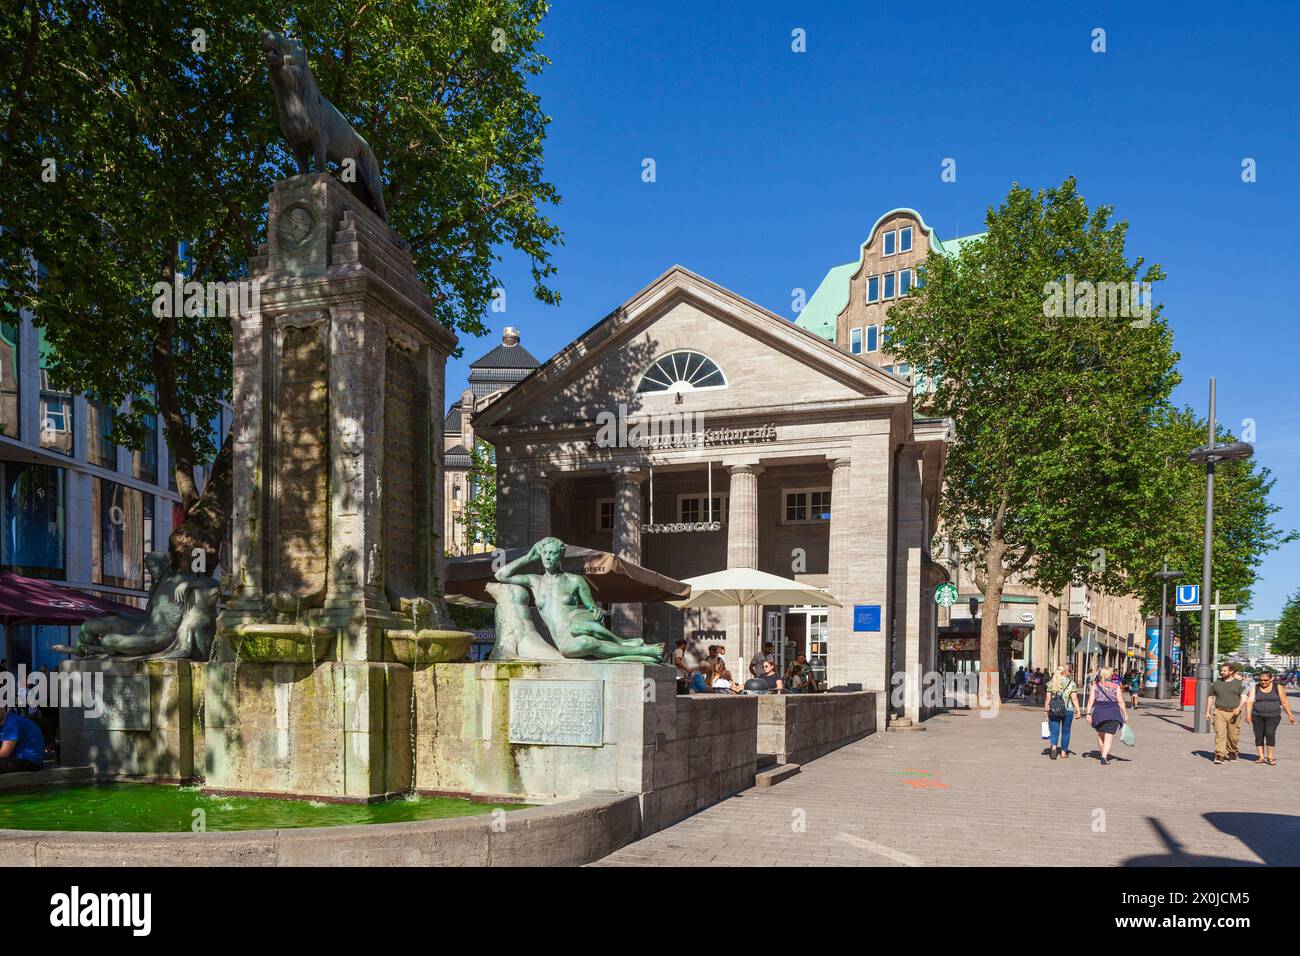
1041, 720, 1051, 740
1120, 723, 1136, 747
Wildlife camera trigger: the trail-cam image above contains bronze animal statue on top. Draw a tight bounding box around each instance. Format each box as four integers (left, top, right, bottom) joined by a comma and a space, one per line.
261, 30, 388, 221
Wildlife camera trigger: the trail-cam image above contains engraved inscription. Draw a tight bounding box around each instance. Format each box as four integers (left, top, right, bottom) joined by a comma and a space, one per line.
508, 680, 603, 747
85, 674, 151, 732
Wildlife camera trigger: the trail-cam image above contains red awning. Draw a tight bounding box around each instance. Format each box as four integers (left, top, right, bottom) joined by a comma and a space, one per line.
0, 573, 142, 627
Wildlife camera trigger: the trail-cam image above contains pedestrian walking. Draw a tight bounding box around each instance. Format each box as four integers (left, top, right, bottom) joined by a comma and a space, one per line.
1011, 666, 1026, 700
1206, 662, 1246, 765
1043, 664, 1081, 760
1245, 669, 1295, 766
1084, 665, 1128, 765
1126, 667, 1141, 709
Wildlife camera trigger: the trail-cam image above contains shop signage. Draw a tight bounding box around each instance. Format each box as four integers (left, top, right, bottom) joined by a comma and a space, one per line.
586, 422, 777, 452
939, 637, 978, 652
934, 582, 958, 607
641, 521, 722, 534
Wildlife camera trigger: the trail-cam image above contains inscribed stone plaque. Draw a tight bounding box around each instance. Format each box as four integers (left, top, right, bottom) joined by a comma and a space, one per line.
508, 679, 603, 747
85, 674, 152, 732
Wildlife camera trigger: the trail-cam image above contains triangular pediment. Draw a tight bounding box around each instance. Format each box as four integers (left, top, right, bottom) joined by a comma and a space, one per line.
475, 266, 912, 435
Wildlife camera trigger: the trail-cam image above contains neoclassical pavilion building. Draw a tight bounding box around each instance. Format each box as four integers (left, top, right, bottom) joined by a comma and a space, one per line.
473, 266, 950, 726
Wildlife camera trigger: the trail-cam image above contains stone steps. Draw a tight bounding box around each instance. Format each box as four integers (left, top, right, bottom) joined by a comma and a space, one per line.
888, 718, 927, 733
755, 763, 800, 788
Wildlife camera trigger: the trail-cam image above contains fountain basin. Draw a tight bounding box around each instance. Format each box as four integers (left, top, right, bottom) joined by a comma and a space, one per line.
226, 624, 335, 663
386, 628, 474, 665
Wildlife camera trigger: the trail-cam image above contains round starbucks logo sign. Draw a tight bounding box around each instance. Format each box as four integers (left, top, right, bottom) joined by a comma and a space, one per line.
934, 582, 958, 607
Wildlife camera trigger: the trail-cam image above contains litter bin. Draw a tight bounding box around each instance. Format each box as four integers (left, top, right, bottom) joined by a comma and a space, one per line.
1180, 675, 1197, 710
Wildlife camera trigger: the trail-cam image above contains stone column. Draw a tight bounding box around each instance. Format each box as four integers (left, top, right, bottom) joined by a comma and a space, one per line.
894, 449, 925, 722
610, 467, 645, 638
528, 473, 551, 543
827, 457, 854, 688
727, 463, 761, 672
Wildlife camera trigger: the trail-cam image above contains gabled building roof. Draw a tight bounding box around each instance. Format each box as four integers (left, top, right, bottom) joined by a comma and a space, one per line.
795, 207, 985, 342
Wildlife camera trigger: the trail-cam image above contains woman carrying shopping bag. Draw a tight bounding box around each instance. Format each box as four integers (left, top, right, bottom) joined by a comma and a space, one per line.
1084, 666, 1128, 765
1043, 664, 1082, 760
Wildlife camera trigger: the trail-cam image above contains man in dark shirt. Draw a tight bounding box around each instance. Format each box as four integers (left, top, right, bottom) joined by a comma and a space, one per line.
1207, 663, 1245, 764
0, 704, 45, 773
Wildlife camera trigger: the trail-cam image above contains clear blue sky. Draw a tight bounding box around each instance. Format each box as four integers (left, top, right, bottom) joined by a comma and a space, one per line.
447, 0, 1300, 617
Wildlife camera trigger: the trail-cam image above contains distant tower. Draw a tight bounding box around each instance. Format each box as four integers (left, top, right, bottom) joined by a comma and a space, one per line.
444, 327, 541, 554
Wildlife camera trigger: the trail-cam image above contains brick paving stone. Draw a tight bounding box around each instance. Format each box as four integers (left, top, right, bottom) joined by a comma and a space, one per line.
592, 698, 1300, 867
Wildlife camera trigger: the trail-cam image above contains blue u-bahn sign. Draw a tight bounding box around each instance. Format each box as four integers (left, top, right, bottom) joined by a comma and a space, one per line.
1175, 584, 1200, 608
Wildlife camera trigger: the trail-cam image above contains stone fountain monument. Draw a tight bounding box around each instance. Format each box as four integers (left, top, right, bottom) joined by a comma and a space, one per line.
200, 33, 472, 800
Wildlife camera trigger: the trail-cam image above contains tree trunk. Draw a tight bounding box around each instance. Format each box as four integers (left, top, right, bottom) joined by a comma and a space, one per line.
167, 425, 233, 576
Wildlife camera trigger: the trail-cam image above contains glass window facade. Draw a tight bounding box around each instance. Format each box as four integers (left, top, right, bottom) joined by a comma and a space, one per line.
849, 327, 863, 354
87, 400, 117, 469
899, 226, 913, 252
3, 462, 66, 578
134, 412, 158, 483
93, 477, 148, 589
38, 328, 73, 456
866, 276, 879, 303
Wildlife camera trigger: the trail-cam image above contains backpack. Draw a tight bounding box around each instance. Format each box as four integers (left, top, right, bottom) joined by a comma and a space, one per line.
1048, 687, 1068, 718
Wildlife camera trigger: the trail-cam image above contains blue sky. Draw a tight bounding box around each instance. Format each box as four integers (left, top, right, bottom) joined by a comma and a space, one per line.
446, 0, 1300, 617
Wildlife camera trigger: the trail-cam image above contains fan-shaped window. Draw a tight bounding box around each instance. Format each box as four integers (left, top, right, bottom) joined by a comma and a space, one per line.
636, 351, 727, 394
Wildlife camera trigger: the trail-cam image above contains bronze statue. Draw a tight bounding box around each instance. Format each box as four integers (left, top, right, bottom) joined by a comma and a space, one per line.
262, 30, 388, 221
492, 537, 663, 663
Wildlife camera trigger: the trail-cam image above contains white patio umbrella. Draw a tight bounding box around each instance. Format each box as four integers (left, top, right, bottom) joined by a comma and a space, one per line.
668, 568, 842, 678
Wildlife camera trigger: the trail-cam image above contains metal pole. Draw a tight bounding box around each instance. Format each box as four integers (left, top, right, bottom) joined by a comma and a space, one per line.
1194, 379, 1216, 734
1157, 567, 1168, 700
1212, 588, 1221, 670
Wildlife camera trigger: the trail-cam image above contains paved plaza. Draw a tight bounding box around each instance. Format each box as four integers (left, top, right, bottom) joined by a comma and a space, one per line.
594, 696, 1300, 867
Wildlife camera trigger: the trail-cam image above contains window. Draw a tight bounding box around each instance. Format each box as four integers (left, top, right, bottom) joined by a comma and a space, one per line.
134, 411, 158, 484
94, 478, 147, 589
883, 272, 896, 299
884, 365, 894, 374
866, 324, 879, 353
597, 498, 614, 531
2, 463, 66, 579
451, 483, 461, 501
0, 317, 19, 439
637, 351, 726, 393
899, 226, 913, 252
916, 265, 926, 288
784, 488, 831, 523
38, 330, 72, 457
899, 269, 913, 295
883, 230, 896, 256
849, 327, 863, 354
677, 494, 727, 524
866, 275, 880, 303
896, 363, 911, 379
87, 401, 117, 469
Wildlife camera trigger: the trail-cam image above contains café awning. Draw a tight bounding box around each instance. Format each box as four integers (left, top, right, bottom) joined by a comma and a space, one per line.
0, 573, 142, 628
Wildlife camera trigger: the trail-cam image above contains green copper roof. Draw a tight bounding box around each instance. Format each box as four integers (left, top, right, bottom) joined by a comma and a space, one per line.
794, 208, 985, 341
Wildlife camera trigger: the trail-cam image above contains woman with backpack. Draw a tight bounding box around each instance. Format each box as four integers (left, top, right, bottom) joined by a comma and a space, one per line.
1044, 664, 1082, 760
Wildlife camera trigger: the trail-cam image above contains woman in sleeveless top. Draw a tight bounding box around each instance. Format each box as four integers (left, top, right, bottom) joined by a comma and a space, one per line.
1085, 666, 1127, 765
1245, 670, 1295, 766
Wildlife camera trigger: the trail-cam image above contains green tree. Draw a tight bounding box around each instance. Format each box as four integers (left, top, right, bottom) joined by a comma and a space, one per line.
1274, 591, 1300, 659
0, 0, 560, 571
462, 437, 497, 548
1119, 406, 1293, 668
887, 178, 1178, 699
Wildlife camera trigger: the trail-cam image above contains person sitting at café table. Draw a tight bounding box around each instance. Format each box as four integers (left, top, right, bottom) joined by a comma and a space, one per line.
785, 654, 818, 693
689, 661, 714, 694
758, 659, 784, 693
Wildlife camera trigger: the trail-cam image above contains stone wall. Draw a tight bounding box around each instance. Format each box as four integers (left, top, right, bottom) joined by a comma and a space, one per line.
60, 660, 204, 782
757, 691, 875, 766
646, 694, 757, 833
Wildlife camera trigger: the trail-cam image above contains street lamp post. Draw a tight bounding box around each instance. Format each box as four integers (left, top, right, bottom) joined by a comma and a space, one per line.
1187, 378, 1254, 734
1155, 563, 1182, 701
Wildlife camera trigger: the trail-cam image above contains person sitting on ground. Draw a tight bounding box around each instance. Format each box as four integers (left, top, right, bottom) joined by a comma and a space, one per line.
689, 661, 714, 694
0, 703, 45, 774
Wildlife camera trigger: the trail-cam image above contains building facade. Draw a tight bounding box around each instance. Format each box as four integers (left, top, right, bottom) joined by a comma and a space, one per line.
797, 207, 1146, 679
474, 266, 949, 727
443, 326, 539, 555
0, 309, 229, 671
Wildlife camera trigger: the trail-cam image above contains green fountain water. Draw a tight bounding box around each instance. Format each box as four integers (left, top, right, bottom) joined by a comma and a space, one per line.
0, 784, 527, 833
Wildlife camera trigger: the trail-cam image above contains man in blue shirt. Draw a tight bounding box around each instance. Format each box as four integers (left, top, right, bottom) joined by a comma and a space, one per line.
0, 704, 45, 773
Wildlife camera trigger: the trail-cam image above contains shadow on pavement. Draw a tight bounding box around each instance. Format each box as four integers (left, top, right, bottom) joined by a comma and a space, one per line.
1123, 814, 1300, 866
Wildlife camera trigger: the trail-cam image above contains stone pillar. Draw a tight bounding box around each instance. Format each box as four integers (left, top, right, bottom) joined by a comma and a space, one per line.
894, 449, 925, 722
727, 463, 761, 671
528, 473, 551, 543
610, 468, 645, 638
